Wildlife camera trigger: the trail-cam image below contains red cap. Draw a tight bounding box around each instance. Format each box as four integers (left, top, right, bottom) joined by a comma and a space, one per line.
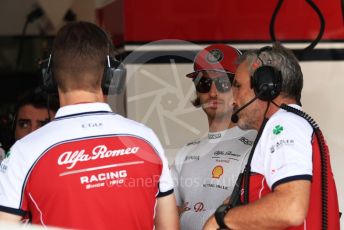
186, 44, 241, 78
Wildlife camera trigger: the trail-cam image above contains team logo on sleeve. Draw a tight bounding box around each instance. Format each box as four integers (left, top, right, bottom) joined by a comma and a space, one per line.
270, 139, 295, 154
0, 150, 10, 173
273, 125, 284, 135
212, 165, 224, 179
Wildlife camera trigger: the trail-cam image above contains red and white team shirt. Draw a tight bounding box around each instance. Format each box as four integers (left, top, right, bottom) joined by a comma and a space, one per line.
0, 103, 174, 229
245, 104, 340, 230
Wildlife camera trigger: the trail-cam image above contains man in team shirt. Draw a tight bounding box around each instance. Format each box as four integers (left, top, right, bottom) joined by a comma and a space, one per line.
171, 44, 256, 230
204, 44, 340, 229
0, 21, 178, 230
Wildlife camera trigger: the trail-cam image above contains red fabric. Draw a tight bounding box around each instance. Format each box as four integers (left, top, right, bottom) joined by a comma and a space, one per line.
123, 0, 344, 41
302, 132, 340, 230
21, 136, 162, 230
242, 132, 340, 229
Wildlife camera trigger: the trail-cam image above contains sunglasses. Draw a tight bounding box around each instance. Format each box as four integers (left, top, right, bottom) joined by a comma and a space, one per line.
193, 71, 234, 93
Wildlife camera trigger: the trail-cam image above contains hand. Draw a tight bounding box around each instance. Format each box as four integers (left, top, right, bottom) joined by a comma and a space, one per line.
203, 215, 219, 230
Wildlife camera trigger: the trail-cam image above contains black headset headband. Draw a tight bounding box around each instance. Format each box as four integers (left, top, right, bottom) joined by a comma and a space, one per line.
40, 25, 126, 95
250, 46, 282, 101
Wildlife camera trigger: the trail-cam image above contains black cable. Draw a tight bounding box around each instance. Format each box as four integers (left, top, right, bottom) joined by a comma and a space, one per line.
269, 0, 284, 43
269, 0, 325, 52
16, 7, 44, 67
304, 0, 326, 51
16, 20, 29, 67
243, 102, 270, 204
279, 103, 328, 230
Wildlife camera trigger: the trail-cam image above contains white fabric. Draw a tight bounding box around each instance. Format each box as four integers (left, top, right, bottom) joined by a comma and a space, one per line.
251, 104, 313, 189
171, 126, 256, 230
0, 103, 173, 210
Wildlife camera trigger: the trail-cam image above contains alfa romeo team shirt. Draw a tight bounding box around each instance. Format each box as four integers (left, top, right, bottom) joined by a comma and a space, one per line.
246, 104, 340, 230
171, 126, 256, 230
0, 103, 174, 230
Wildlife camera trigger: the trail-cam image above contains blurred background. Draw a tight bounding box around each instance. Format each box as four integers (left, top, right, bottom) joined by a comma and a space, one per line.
0, 0, 343, 226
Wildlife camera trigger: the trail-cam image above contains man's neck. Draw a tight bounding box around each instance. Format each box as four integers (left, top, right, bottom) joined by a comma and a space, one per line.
208, 116, 232, 132
59, 90, 104, 107
252, 97, 298, 130
265, 97, 297, 118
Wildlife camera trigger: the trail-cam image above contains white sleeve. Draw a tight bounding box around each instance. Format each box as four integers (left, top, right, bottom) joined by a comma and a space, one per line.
170, 146, 189, 206
263, 117, 313, 190
170, 164, 182, 206
0, 142, 27, 215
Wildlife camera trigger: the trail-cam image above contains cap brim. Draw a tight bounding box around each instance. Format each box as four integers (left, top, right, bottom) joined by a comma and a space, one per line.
186, 72, 198, 78
186, 69, 234, 78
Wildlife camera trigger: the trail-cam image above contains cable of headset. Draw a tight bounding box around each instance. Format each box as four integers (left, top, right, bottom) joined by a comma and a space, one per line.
278, 105, 329, 229
278, 103, 328, 230
16, 7, 44, 68
242, 102, 271, 204
269, 0, 325, 52
230, 101, 329, 229
242, 117, 268, 204
229, 119, 269, 206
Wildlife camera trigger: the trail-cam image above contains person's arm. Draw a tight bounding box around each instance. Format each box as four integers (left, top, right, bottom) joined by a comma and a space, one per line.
204, 180, 311, 230
155, 194, 180, 230
0, 212, 22, 222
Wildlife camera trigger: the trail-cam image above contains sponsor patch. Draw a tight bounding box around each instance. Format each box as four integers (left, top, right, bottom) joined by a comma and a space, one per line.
184, 155, 200, 161
80, 170, 127, 190
0, 157, 9, 173
213, 150, 239, 157
203, 183, 229, 190
273, 125, 284, 135
58, 145, 140, 169
239, 137, 254, 146
186, 140, 200, 146
208, 133, 222, 139
270, 139, 295, 154
212, 165, 224, 179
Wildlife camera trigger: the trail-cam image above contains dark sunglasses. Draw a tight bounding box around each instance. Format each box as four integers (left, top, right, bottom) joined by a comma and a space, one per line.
193, 72, 234, 93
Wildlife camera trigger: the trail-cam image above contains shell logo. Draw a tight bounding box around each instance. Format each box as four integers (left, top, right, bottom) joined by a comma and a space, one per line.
212, 165, 224, 179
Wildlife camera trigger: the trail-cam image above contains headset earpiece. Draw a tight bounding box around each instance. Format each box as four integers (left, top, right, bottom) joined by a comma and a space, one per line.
251, 47, 282, 101
39, 27, 126, 95
102, 55, 127, 95
40, 54, 57, 93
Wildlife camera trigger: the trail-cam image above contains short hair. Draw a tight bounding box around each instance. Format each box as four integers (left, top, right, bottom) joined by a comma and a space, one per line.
237, 43, 303, 104
1, 88, 60, 150
191, 95, 201, 107
52, 21, 111, 93
15, 88, 59, 115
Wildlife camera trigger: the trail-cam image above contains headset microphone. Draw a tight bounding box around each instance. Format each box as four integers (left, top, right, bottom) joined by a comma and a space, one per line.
231, 84, 270, 123
231, 95, 260, 123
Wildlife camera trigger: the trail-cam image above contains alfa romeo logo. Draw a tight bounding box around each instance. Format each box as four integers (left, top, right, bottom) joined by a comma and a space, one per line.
206, 49, 224, 63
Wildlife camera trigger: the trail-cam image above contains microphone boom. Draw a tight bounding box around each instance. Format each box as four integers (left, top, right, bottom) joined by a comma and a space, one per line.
231, 95, 259, 123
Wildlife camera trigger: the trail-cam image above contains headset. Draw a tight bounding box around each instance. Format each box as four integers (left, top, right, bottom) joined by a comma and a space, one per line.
250, 46, 282, 101
40, 26, 126, 95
